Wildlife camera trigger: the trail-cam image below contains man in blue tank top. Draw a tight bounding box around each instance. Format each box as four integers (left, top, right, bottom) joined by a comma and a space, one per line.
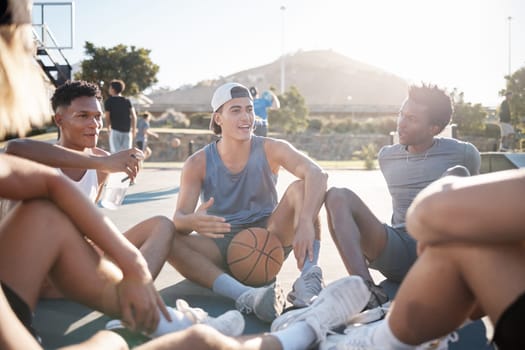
169, 82, 328, 323
324, 84, 481, 325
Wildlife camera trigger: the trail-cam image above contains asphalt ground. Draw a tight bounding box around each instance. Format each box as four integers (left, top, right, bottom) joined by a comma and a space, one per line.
33, 167, 494, 349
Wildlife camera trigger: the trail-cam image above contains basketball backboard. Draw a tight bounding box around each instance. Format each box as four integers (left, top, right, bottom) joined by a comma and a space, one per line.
32, 2, 74, 49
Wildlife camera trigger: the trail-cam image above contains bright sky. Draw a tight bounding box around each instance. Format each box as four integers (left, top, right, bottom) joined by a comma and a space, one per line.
35, 0, 524, 107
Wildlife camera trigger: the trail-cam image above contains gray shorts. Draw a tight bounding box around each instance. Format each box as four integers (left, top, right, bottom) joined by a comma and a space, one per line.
368, 224, 417, 283
214, 217, 292, 270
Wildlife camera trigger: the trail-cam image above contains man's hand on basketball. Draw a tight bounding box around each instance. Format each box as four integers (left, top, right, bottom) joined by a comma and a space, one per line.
292, 223, 315, 270
193, 197, 231, 238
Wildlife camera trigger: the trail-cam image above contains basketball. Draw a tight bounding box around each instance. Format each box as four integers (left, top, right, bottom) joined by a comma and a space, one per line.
227, 227, 284, 286
171, 137, 181, 148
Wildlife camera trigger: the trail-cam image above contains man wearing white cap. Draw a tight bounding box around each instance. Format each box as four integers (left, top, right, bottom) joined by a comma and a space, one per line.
169, 82, 328, 322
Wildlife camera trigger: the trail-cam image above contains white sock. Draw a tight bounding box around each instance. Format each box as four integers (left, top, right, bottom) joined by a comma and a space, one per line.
212, 273, 251, 301
372, 320, 415, 350
150, 306, 193, 338
302, 240, 321, 275
273, 321, 317, 350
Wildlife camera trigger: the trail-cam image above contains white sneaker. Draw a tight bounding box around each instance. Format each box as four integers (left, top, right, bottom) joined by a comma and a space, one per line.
175, 299, 245, 337
235, 282, 285, 323
332, 321, 459, 350
287, 265, 325, 307
105, 299, 245, 338
271, 276, 370, 344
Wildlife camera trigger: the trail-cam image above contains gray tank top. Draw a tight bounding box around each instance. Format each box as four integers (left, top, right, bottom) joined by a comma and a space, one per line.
202, 136, 278, 231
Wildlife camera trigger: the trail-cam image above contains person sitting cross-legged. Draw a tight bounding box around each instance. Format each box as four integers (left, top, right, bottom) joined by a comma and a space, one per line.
168, 82, 328, 323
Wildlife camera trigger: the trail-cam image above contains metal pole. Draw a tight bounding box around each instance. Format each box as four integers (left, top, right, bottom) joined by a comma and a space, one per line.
508, 16, 512, 76
280, 5, 286, 94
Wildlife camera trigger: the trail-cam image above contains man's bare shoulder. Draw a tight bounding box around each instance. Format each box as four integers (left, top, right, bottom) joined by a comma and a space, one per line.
183, 148, 206, 171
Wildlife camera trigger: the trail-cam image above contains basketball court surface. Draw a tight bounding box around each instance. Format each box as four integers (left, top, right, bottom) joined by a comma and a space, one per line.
34, 167, 495, 349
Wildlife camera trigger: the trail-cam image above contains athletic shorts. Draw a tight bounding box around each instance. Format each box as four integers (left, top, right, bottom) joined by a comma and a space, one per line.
136, 140, 145, 151
368, 224, 417, 283
213, 217, 292, 270
493, 291, 525, 349
1, 281, 40, 341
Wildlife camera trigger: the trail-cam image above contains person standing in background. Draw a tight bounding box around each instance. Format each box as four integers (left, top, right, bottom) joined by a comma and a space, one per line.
136, 112, 159, 160
105, 79, 137, 153
250, 86, 280, 137
498, 91, 514, 151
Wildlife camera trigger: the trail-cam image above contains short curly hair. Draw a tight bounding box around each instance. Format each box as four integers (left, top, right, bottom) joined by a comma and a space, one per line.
408, 84, 453, 133
51, 80, 101, 112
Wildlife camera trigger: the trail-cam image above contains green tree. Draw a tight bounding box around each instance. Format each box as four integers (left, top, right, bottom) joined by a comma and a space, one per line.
450, 89, 487, 135
269, 86, 308, 134
74, 42, 159, 99
502, 65, 525, 124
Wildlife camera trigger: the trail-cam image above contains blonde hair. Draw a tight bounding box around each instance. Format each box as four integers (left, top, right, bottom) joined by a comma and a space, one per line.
0, 0, 51, 138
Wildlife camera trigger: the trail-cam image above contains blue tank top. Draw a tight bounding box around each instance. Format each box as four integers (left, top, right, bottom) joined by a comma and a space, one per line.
202, 136, 278, 231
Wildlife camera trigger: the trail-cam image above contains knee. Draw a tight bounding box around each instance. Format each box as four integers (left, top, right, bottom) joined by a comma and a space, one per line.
325, 187, 356, 211
151, 215, 176, 239
287, 179, 305, 197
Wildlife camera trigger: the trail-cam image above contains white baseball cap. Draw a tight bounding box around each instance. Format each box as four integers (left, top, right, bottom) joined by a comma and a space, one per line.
211, 82, 252, 112
209, 82, 253, 134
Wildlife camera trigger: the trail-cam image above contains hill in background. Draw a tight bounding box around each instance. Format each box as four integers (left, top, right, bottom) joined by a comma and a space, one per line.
148, 49, 409, 112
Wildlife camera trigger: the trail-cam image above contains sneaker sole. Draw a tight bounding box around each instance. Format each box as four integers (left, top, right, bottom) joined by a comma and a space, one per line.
348, 301, 390, 324
271, 276, 370, 332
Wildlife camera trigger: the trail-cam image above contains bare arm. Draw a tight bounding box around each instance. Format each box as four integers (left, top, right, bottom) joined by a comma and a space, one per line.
173, 151, 230, 236
130, 107, 137, 139
269, 91, 280, 109
146, 128, 159, 138
6, 139, 143, 180
407, 169, 525, 245
105, 111, 112, 131
0, 154, 148, 278
266, 138, 328, 267
0, 154, 165, 331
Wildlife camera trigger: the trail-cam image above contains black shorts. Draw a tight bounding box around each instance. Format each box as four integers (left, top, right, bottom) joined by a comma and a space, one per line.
493, 291, 525, 349
1, 281, 40, 341
136, 140, 145, 151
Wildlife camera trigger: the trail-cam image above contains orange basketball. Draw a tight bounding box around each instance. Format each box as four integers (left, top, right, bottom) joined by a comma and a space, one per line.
227, 227, 284, 286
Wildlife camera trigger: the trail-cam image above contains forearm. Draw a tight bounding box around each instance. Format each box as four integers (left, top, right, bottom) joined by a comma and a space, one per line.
173, 211, 195, 235
6, 139, 104, 169
299, 168, 328, 223
131, 110, 137, 136
105, 112, 112, 131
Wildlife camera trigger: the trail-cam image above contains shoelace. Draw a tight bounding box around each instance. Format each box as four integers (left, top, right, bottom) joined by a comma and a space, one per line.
176, 299, 209, 323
